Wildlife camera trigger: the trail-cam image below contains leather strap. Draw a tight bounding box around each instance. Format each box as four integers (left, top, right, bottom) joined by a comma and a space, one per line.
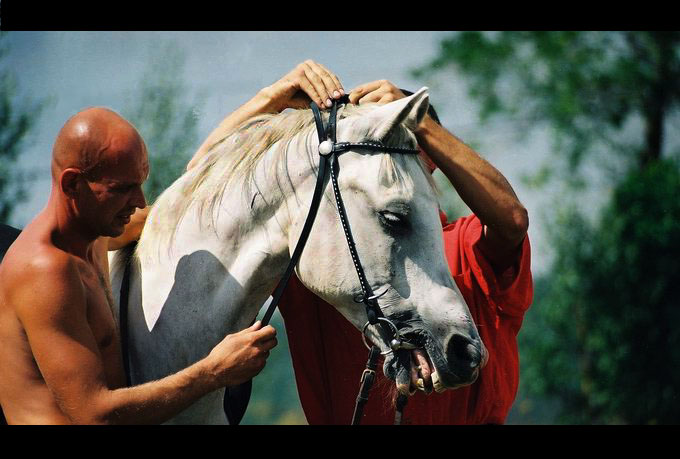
394, 393, 409, 425
119, 241, 136, 388
351, 345, 381, 425
333, 141, 420, 155
260, 150, 329, 326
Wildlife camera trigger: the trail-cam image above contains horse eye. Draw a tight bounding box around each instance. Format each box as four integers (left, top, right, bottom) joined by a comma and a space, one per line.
378, 211, 409, 232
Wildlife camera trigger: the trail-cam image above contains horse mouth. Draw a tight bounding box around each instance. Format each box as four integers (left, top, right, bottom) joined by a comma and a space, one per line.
385, 331, 484, 395
409, 347, 473, 394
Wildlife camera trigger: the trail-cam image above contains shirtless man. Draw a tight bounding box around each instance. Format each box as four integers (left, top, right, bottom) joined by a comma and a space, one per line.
0, 61, 344, 424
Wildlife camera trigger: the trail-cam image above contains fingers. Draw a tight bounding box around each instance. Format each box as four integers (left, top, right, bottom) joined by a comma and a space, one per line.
316, 62, 345, 99
250, 325, 278, 352
349, 80, 383, 104
261, 336, 278, 352
358, 86, 398, 105
349, 80, 406, 105
267, 60, 344, 112
299, 60, 344, 108
253, 324, 276, 339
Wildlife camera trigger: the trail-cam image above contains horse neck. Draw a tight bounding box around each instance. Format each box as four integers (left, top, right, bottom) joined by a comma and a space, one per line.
204, 130, 318, 325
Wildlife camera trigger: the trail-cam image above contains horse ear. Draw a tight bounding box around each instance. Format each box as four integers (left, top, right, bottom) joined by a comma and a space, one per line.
360, 87, 430, 139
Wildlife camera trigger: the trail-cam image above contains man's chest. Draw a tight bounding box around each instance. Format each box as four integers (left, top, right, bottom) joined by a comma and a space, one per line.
79, 262, 119, 354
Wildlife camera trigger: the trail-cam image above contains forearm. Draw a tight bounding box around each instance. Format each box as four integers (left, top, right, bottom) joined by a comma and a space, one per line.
92, 356, 220, 425
187, 89, 279, 171
416, 116, 528, 244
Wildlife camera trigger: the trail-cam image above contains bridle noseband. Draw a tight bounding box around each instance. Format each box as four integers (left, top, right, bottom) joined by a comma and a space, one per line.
260, 96, 421, 424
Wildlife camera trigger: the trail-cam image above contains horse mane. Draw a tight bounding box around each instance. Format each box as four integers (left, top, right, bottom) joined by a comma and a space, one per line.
137, 103, 437, 261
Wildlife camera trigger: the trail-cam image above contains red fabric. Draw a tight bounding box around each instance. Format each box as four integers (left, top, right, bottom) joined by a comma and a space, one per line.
278, 213, 533, 424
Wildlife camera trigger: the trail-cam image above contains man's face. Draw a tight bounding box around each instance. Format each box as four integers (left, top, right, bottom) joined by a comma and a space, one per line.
76, 135, 149, 238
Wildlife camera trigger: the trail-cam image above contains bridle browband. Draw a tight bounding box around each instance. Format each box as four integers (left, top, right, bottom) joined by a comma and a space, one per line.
260, 96, 421, 424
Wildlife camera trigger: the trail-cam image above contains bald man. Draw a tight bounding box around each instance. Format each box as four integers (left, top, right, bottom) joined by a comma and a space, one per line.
0, 107, 279, 424
0, 61, 346, 424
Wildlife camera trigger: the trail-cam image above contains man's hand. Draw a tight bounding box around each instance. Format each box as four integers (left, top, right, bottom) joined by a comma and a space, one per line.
262, 60, 345, 112
207, 321, 278, 387
349, 80, 406, 105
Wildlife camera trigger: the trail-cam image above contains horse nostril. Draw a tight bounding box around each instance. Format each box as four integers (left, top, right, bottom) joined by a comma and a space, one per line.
447, 334, 482, 369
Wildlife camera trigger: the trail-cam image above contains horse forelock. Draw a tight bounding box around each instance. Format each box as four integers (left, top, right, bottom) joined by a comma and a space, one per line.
137, 103, 438, 262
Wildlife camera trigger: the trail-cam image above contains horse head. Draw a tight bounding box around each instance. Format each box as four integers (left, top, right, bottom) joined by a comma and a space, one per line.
288, 89, 488, 393
130, 88, 487, 424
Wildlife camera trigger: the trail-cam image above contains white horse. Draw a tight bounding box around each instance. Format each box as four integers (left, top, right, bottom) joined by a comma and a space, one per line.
109, 88, 486, 424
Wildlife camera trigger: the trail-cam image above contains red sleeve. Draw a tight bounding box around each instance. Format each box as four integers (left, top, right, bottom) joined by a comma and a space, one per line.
442, 213, 533, 318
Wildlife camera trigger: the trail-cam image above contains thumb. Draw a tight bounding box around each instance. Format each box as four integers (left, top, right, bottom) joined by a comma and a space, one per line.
249, 320, 263, 331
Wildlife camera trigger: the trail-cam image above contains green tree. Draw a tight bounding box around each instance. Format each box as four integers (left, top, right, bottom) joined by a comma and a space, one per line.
415, 32, 680, 423
0, 33, 47, 223
583, 161, 680, 423
122, 43, 205, 203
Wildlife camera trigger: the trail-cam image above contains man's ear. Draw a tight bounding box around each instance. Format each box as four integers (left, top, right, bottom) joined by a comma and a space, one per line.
60, 168, 82, 198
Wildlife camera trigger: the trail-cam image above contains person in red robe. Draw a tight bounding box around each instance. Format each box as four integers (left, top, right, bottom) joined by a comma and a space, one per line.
278, 80, 533, 425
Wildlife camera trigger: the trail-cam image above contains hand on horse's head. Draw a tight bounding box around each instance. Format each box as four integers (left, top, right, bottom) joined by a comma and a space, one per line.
349, 80, 407, 106
262, 60, 345, 112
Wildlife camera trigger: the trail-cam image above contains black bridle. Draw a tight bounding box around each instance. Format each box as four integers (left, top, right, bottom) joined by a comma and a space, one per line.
260, 96, 421, 424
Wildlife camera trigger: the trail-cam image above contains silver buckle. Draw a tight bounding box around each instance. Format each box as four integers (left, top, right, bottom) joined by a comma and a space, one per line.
360, 368, 375, 383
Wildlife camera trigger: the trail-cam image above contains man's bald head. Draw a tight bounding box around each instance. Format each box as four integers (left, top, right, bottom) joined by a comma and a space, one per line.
51, 107, 147, 182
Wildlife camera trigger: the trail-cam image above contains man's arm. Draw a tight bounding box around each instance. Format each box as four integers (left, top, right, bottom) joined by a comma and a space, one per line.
187, 60, 345, 171
350, 81, 529, 271
13, 254, 276, 424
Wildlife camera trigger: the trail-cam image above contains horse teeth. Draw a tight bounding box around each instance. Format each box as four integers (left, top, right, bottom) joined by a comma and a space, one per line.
431, 371, 446, 393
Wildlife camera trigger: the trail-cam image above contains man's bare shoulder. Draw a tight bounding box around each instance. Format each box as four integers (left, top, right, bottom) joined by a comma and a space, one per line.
1, 232, 86, 318
3, 230, 73, 274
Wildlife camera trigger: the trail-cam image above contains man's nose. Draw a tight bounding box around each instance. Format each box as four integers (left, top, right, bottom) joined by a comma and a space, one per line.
131, 184, 147, 209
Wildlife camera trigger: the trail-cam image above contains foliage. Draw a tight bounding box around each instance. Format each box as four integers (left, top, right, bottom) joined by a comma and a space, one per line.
122, 43, 205, 203
414, 31, 680, 182
582, 160, 680, 423
523, 161, 680, 424
0, 33, 47, 223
